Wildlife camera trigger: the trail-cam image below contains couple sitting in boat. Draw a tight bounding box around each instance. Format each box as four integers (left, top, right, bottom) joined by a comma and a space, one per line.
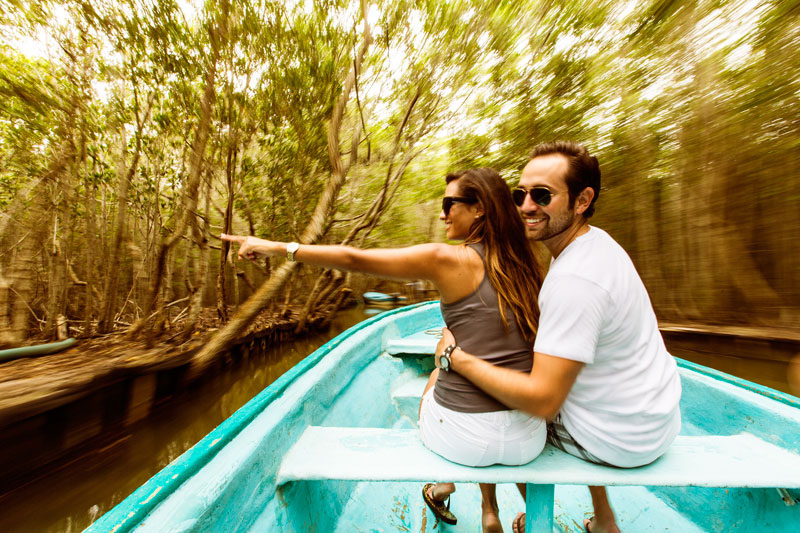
222, 141, 682, 533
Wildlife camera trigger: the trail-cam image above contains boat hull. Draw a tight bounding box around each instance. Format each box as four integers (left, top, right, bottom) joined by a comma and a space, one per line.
88, 302, 800, 532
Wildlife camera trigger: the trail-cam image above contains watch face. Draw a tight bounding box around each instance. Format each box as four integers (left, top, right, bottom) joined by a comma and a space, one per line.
287, 242, 299, 261
439, 354, 450, 371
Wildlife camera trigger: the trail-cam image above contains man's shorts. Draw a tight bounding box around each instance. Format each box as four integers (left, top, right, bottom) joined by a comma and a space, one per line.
546, 414, 613, 467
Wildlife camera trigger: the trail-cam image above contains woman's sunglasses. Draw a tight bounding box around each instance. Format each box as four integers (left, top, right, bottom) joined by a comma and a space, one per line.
442, 196, 478, 216
512, 187, 556, 207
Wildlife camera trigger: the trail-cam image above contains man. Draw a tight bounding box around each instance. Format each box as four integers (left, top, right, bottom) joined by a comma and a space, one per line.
436, 141, 682, 532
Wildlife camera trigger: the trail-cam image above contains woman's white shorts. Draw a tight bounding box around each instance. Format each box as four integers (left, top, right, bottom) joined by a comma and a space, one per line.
419, 387, 546, 467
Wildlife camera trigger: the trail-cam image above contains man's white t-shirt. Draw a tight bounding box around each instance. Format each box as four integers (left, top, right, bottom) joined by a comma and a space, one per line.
534, 226, 681, 467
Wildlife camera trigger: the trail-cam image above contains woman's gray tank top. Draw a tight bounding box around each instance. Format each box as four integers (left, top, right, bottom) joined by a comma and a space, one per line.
433, 242, 534, 413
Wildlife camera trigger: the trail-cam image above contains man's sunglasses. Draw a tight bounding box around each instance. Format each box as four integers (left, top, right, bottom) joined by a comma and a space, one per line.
512, 187, 557, 207
442, 196, 478, 216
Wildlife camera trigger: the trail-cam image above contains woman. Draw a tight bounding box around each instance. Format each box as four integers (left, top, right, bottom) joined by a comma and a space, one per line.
222, 168, 545, 532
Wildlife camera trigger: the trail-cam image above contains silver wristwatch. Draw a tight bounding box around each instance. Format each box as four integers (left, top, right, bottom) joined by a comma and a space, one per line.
286, 242, 299, 262
439, 344, 458, 372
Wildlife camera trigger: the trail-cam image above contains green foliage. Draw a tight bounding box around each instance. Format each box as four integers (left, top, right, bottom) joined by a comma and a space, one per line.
1, 0, 798, 336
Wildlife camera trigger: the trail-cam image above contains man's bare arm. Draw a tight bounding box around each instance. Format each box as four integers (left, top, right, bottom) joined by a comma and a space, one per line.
437, 328, 584, 420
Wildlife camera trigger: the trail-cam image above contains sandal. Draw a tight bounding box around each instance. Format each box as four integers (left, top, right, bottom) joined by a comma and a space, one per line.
422, 483, 458, 525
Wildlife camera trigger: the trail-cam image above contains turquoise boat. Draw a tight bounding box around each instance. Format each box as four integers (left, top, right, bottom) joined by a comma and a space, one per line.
87, 302, 800, 532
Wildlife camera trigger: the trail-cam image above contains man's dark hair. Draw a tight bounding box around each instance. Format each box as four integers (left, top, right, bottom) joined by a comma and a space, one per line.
529, 141, 601, 218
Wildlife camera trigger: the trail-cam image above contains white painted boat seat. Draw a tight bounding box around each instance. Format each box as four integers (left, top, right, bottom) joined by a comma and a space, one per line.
278, 426, 800, 532
383, 330, 439, 355
278, 426, 800, 488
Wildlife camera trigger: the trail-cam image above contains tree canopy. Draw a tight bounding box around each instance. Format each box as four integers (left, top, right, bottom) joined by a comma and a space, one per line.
1, 0, 798, 346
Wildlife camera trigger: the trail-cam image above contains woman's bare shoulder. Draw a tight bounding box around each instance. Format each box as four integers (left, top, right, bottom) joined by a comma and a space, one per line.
428, 242, 484, 271
414, 242, 472, 260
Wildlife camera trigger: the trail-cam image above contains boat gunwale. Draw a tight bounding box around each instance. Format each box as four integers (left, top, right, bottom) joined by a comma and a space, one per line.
675, 357, 799, 409
86, 301, 435, 533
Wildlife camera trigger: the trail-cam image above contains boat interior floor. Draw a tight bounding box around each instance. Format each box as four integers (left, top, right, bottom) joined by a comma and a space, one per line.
331, 481, 706, 532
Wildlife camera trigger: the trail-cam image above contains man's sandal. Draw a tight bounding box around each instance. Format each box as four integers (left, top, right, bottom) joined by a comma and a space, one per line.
422, 483, 457, 525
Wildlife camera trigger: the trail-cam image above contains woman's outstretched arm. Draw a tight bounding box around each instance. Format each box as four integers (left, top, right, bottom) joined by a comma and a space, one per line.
221, 234, 452, 283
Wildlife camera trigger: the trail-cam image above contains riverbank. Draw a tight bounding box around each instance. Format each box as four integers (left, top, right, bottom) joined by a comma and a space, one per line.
0, 307, 310, 426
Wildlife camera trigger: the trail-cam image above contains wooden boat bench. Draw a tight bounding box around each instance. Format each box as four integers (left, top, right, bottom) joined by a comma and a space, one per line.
277, 426, 800, 533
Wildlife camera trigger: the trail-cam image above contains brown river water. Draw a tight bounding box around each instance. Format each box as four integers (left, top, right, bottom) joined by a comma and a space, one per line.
0, 305, 796, 532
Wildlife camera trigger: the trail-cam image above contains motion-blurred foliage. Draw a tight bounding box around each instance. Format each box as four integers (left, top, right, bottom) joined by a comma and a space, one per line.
0, 0, 798, 343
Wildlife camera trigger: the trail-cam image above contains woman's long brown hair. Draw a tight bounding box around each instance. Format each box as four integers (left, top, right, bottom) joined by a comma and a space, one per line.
446, 168, 544, 343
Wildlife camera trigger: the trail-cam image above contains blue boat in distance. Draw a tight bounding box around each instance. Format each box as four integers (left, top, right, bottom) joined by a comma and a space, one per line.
363, 291, 407, 305
87, 302, 800, 532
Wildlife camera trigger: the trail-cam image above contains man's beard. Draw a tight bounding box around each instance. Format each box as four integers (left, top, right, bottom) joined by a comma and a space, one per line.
527, 209, 576, 242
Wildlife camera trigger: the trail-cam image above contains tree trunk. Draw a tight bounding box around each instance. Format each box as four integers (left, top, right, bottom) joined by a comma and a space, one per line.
189, 5, 374, 376
82, 129, 97, 335
128, 15, 224, 340
44, 134, 79, 339
97, 122, 129, 333
44, 223, 69, 339
217, 143, 237, 322
183, 172, 213, 338
8, 232, 40, 342
98, 86, 153, 333
0, 275, 12, 348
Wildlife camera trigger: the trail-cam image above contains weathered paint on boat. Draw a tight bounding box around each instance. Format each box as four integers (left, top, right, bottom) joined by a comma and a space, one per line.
86, 302, 800, 532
